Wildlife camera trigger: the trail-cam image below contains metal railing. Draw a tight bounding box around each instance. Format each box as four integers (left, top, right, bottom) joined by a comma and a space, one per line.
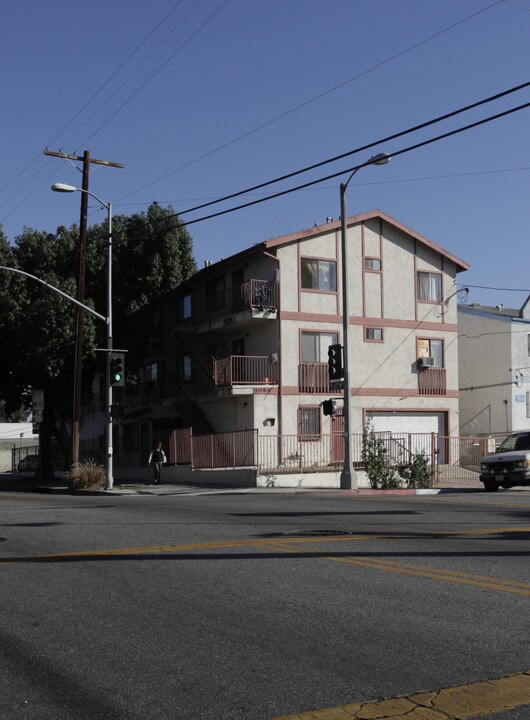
298, 362, 341, 394
418, 367, 446, 395
214, 355, 279, 387
241, 279, 278, 310
113, 426, 489, 487
193, 278, 278, 322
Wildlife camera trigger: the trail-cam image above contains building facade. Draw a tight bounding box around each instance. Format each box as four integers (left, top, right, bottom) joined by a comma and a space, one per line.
93, 209, 469, 474
458, 297, 530, 435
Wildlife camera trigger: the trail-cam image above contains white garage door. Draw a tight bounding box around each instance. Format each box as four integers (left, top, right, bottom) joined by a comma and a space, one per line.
367, 412, 444, 436
367, 411, 445, 461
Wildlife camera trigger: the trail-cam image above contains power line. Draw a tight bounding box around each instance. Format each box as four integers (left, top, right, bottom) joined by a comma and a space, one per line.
176, 100, 530, 227
75, 0, 231, 150
70, 0, 205, 154
112, 165, 530, 208
63, 0, 189, 153
465, 284, 530, 291
118, 0, 505, 202
0, 0, 187, 201
172, 82, 530, 218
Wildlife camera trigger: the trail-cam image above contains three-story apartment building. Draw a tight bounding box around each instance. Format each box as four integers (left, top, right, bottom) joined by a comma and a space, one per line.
109, 210, 468, 472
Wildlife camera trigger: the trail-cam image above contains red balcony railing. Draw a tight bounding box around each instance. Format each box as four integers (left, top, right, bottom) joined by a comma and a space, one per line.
214, 355, 278, 387
298, 362, 341, 394
418, 367, 447, 395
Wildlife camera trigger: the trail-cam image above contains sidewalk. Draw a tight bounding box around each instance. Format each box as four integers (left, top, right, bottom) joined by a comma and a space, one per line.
0, 472, 484, 496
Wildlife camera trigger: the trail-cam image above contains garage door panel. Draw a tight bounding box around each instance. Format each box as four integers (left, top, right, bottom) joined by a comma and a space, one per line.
367, 412, 445, 461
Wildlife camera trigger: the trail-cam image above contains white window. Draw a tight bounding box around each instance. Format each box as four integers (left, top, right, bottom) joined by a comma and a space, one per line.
302, 332, 338, 362
418, 272, 442, 302
301, 258, 337, 291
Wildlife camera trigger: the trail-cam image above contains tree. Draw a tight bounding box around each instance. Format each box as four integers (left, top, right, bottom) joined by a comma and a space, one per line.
85, 202, 196, 369
0, 204, 197, 478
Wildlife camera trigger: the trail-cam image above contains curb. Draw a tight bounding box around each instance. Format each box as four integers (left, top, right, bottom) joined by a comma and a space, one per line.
27, 484, 485, 496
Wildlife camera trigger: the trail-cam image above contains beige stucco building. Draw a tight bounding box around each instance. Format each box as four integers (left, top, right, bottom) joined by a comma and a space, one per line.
99, 209, 469, 484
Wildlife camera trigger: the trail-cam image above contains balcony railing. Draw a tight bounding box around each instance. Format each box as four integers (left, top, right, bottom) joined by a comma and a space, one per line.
241, 279, 278, 311
214, 355, 278, 387
418, 367, 446, 395
298, 362, 341, 394
193, 278, 278, 322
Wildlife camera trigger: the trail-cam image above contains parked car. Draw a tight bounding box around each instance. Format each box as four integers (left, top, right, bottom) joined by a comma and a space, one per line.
480, 432, 530, 491
17, 454, 39, 473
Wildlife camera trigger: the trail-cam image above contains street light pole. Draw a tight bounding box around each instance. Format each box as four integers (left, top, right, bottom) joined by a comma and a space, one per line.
51, 183, 114, 490
339, 153, 390, 490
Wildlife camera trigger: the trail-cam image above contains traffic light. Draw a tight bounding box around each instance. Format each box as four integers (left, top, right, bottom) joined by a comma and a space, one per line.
110, 352, 125, 386
327, 343, 343, 380
322, 399, 337, 416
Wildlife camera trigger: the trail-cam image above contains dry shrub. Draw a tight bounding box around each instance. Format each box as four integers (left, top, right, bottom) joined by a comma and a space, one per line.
66, 460, 106, 490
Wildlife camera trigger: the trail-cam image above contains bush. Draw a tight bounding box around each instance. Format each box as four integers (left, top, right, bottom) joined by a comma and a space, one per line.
397, 451, 433, 489
362, 421, 402, 489
66, 460, 106, 491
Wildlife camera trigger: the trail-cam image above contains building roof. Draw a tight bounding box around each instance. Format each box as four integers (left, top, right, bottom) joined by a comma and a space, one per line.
196, 209, 469, 276
459, 294, 530, 321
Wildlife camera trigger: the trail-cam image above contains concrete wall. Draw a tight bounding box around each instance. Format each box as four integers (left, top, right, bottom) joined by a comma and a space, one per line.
112, 463, 370, 489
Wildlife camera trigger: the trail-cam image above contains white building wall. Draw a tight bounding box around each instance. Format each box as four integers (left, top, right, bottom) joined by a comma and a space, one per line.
458, 309, 515, 434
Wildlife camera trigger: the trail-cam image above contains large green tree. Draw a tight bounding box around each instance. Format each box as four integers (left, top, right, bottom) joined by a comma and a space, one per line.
0, 203, 197, 477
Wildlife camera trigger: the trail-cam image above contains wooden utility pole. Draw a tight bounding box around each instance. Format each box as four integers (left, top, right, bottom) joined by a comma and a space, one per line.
44, 149, 123, 467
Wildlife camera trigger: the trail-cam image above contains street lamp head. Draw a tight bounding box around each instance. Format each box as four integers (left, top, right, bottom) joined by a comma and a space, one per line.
51, 183, 78, 193
370, 152, 391, 165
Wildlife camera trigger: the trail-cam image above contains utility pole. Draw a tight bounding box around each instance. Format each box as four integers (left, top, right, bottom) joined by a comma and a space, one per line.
44, 149, 123, 467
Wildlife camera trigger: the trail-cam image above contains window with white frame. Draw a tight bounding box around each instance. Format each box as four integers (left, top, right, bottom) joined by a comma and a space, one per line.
301, 331, 338, 362
298, 406, 321, 440
301, 258, 337, 291
417, 272, 442, 302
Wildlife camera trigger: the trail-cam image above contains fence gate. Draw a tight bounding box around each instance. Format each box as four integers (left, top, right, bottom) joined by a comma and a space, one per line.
432, 435, 484, 487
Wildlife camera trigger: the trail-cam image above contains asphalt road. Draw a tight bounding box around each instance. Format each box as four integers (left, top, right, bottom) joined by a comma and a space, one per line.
0, 487, 529, 719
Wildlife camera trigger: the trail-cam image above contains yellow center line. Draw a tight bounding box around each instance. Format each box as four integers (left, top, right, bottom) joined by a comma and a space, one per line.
1, 524, 529, 594
0, 525, 530, 564
272, 670, 530, 719
326, 556, 530, 596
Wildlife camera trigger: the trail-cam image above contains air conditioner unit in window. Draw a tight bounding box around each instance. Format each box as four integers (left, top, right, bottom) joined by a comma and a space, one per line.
418, 356, 435, 368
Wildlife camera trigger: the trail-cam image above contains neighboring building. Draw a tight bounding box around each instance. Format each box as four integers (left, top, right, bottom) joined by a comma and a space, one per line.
458, 297, 530, 435
0, 422, 38, 473
92, 209, 468, 475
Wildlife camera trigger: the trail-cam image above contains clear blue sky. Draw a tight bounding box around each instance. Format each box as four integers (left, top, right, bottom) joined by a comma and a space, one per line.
1, 0, 529, 307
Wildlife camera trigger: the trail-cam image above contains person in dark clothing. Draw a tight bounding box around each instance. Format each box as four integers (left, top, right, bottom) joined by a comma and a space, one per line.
148, 441, 167, 484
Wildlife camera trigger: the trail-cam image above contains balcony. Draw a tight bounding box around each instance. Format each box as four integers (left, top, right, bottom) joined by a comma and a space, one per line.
298, 363, 341, 394
192, 279, 278, 332
214, 355, 278, 392
418, 367, 446, 395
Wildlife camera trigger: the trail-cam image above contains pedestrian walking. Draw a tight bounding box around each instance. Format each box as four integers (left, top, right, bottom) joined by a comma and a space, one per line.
148, 441, 167, 484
